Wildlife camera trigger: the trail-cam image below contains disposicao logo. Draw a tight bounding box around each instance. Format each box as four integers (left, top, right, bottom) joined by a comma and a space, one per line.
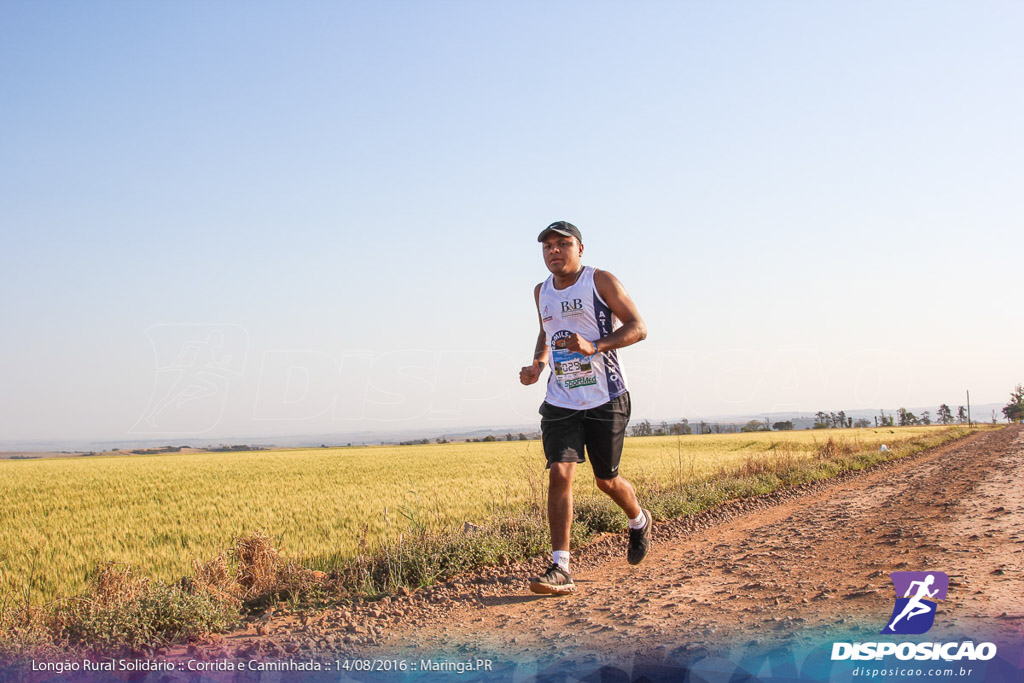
881, 571, 948, 635
830, 570, 997, 663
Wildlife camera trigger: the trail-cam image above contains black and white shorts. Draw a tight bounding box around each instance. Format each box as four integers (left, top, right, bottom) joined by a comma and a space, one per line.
539, 391, 631, 480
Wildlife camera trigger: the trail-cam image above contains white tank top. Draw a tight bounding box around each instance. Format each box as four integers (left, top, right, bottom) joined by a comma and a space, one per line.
539, 265, 629, 409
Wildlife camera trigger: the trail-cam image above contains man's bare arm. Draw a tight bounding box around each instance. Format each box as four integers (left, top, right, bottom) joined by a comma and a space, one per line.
533, 283, 549, 366
520, 282, 549, 385
590, 270, 647, 353
562, 270, 646, 357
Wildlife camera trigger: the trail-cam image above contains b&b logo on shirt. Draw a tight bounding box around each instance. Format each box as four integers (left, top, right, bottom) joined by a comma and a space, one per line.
561, 298, 585, 319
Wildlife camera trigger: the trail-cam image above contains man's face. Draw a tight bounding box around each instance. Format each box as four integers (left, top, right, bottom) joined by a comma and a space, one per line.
542, 233, 583, 275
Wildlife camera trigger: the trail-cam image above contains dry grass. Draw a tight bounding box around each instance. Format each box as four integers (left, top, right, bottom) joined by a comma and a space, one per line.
0, 423, 982, 655
0, 426, 979, 605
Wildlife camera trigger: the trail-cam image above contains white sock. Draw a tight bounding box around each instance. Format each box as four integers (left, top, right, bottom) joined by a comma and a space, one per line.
628, 510, 647, 530
553, 550, 570, 571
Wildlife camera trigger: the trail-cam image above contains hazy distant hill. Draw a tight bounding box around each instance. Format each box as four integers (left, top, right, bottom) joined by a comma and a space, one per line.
0, 403, 1007, 454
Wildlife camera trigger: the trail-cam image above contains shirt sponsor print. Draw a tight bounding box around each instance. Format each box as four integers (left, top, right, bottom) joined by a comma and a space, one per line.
560, 298, 586, 319
551, 330, 596, 390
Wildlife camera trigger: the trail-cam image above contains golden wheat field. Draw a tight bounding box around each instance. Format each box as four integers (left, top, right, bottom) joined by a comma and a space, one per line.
0, 426, 963, 601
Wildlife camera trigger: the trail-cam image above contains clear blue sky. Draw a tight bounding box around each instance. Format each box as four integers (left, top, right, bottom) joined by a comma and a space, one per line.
2, 2, 1021, 445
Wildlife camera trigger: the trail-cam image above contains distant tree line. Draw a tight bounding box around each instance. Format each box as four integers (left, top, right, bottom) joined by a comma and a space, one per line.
364, 384, 1024, 449
130, 446, 186, 455
894, 404, 971, 427
624, 402, 983, 438
393, 432, 537, 445
462, 433, 533, 443
813, 411, 858, 429
629, 418, 775, 436
1002, 384, 1024, 423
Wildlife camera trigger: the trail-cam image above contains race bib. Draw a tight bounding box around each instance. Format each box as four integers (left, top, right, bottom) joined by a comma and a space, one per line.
551, 330, 597, 390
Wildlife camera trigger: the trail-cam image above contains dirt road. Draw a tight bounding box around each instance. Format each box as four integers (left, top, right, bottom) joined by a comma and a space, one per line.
196, 425, 1024, 679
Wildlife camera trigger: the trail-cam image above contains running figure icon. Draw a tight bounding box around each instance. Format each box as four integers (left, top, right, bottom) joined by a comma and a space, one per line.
888, 574, 938, 631
882, 571, 948, 635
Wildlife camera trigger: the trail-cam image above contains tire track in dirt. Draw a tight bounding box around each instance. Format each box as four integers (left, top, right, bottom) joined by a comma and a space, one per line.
181, 426, 1023, 672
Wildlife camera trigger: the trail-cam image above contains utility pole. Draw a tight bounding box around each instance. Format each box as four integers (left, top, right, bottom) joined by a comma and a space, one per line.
966, 390, 972, 428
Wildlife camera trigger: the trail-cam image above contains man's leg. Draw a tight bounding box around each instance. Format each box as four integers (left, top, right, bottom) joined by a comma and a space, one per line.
594, 474, 641, 520
597, 473, 652, 565
528, 462, 578, 595
584, 392, 652, 565
530, 402, 584, 594
548, 461, 576, 552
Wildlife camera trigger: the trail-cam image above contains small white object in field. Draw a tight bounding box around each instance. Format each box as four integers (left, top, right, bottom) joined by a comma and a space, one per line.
880, 444, 889, 452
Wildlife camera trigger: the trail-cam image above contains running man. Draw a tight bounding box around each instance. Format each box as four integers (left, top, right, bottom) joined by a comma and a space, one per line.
519, 221, 650, 595
888, 574, 939, 631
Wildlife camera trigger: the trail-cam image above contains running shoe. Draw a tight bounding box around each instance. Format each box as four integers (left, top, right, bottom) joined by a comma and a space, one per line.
627, 508, 652, 565
528, 564, 575, 595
